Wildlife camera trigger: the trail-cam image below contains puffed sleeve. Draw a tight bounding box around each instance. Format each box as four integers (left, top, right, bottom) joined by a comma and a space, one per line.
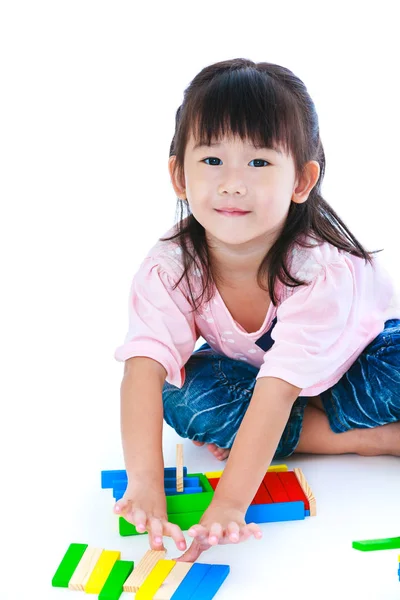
256, 258, 362, 389
114, 257, 198, 388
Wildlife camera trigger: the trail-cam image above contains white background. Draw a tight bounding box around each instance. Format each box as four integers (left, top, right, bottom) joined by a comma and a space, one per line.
1, 1, 399, 599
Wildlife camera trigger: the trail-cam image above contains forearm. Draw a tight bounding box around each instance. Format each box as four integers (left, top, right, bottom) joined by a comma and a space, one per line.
212, 376, 301, 512
120, 357, 167, 484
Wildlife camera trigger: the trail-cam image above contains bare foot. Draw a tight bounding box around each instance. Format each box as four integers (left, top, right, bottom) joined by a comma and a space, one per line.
191, 440, 230, 461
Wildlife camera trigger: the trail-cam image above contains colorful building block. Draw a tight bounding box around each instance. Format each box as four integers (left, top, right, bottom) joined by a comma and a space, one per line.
52, 543, 88, 587
68, 547, 103, 590
352, 537, 400, 551
135, 559, 177, 599
153, 562, 193, 600
84, 549, 121, 593
190, 565, 230, 600
246, 500, 306, 523
263, 472, 290, 503
277, 471, 310, 511
294, 467, 316, 516
123, 550, 166, 593
176, 444, 184, 492
98, 560, 134, 600
170, 563, 212, 600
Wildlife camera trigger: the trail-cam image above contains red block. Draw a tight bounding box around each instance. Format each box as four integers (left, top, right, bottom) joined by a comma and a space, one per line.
251, 482, 273, 505
207, 478, 220, 491
277, 471, 310, 511
263, 472, 290, 503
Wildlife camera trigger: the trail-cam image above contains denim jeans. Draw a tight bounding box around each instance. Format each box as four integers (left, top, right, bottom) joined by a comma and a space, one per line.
162, 319, 400, 458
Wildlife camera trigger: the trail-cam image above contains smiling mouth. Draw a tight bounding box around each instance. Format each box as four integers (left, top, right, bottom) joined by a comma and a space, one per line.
215, 209, 251, 216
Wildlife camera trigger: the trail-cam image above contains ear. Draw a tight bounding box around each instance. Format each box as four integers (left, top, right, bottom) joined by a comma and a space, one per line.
292, 160, 320, 204
168, 155, 186, 200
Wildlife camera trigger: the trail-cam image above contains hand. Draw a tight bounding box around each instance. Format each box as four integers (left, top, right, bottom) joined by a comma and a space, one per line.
113, 479, 187, 552
174, 501, 262, 562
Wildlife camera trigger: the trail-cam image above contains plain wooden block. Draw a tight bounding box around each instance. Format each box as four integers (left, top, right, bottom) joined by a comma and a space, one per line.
68, 547, 103, 591
153, 562, 193, 600
176, 444, 184, 492
123, 550, 166, 593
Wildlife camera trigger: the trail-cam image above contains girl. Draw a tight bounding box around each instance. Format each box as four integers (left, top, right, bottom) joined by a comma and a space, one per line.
113, 58, 400, 562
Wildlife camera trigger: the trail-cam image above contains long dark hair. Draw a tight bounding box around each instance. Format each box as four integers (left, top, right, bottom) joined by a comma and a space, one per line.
161, 58, 382, 313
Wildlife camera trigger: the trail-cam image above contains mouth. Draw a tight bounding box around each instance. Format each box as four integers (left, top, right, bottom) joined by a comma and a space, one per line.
215, 208, 251, 217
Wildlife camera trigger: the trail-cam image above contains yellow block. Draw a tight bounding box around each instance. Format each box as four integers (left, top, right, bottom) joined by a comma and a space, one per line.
84, 550, 121, 594
204, 470, 223, 479
124, 550, 166, 593
135, 560, 176, 599
267, 464, 288, 472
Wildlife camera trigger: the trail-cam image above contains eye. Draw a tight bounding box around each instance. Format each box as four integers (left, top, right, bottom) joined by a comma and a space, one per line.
249, 159, 269, 167
202, 157, 222, 166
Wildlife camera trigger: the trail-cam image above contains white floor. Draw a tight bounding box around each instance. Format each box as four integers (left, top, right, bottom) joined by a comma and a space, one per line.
14, 422, 399, 600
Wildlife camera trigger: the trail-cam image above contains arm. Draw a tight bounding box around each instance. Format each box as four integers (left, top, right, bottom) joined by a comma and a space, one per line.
212, 376, 302, 511
121, 356, 167, 484
116, 356, 187, 552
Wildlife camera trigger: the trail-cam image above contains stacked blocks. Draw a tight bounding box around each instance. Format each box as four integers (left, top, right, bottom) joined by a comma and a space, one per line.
52, 544, 229, 600
101, 464, 316, 537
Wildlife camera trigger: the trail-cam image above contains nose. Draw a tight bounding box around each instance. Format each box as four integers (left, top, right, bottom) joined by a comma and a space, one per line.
217, 173, 247, 196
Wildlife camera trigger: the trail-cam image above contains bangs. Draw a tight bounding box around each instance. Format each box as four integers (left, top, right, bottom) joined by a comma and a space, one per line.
187, 68, 299, 157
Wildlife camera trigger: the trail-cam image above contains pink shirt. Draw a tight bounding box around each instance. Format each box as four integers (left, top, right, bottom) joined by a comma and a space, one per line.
114, 225, 400, 397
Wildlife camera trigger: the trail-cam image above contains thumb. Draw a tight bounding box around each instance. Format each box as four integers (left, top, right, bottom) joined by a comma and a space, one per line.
174, 539, 206, 563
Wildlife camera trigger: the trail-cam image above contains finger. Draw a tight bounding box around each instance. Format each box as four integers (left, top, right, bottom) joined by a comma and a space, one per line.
113, 497, 131, 515
164, 522, 187, 551
188, 524, 208, 539
130, 508, 148, 533
245, 522, 263, 540
227, 521, 240, 543
174, 539, 208, 563
148, 517, 165, 550
208, 522, 223, 545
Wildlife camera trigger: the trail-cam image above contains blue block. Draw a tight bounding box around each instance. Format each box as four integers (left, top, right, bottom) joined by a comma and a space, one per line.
305, 509, 310, 517
164, 477, 200, 489
245, 501, 305, 523
165, 487, 203, 496
101, 467, 188, 489
190, 564, 230, 600
170, 563, 211, 600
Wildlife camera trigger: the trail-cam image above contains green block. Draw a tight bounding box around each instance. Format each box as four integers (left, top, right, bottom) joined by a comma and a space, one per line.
166, 473, 214, 514
119, 517, 142, 536
51, 543, 88, 587
98, 560, 134, 600
169, 510, 205, 530
352, 537, 400, 551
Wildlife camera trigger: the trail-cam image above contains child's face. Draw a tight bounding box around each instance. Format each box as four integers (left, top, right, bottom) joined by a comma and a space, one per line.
169, 131, 318, 250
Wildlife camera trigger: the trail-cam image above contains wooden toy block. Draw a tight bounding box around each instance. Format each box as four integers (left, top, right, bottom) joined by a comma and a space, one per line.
267, 464, 288, 472
84, 549, 121, 593
123, 550, 166, 593
246, 500, 306, 523
190, 564, 230, 600
165, 486, 203, 496
204, 470, 223, 479
207, 478, 220, 491
135, 559, 176, 599
169, 563, 212, 599
251, 482, 273, 505
277, 471, 310, 510
293, 467, 316, 516
98, 560, 134, 600
153, 562, 193, 600
52, 542, 88, 587
68, 546, 103, 590
352, 536, 400, 551
165, 477, 200, 489
263, 472, 290, 503
166, 473, 214, 514
119, 509, 206, 537
176, 444, 184, 492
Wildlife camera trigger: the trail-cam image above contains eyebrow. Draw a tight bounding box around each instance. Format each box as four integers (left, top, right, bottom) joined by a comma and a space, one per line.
192, 141, 282, 155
